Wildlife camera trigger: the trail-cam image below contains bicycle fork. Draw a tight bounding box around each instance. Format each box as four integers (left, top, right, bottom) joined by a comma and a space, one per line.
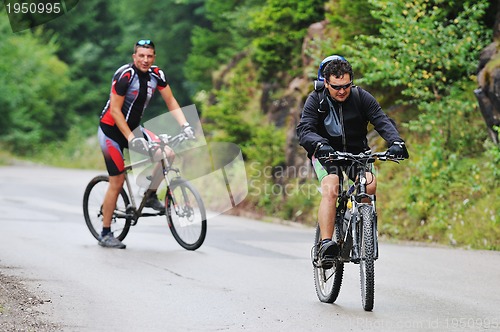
368, 196, 379, 260
351, 206, 361, 263
160, 159, 192, 219
373, 211, 379, 260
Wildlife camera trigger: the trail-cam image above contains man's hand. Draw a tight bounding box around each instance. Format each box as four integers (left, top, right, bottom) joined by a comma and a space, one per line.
129, 137, 149, 155
182, 123, 195, 139
387, 141, 409, 159
315, 143, 335, 161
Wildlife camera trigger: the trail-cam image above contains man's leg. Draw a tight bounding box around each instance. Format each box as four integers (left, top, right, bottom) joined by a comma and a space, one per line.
99, 173, 126, 249
142, 127, 173, 192
317, 174, 341, 267
349, 164, 376, 202
97, 128, 127, 248
145, 146, 176, 211
102, 173, 125, 228
365, 171, 377, 199
318, 174, 340, 241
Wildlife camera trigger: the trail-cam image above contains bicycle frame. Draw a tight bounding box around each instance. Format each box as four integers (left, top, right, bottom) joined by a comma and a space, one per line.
118, 133, 188, 225
337, 166, 378, 263
83, 131, 208, 250
331, 151, 399, 263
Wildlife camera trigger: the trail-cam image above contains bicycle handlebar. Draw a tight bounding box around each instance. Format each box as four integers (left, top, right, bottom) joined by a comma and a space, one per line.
148, 132, 193, 150
317, 150, 403, 164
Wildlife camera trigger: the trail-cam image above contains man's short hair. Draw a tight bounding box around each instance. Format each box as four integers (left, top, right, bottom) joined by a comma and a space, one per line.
323, 59, 353, 81
134, 39, 156, 54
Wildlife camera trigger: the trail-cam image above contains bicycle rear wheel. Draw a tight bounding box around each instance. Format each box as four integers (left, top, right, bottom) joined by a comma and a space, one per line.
359, 204, 375, 311
313, 223, 344, 303
83, 175, 131, 241
166, 179, 206, 250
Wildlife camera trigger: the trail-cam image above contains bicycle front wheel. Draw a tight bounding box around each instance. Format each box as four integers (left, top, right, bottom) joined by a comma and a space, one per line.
313, 223, 344, 303
359, 204, 375, 311
166, 179, 207, 250
83, 175, 131, 241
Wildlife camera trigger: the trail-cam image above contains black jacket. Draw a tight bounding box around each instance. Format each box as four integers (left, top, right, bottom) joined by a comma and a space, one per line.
296, 85, 403, 159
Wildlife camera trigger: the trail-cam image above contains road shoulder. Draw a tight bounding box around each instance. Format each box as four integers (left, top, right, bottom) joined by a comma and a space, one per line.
0, 269, 60, 332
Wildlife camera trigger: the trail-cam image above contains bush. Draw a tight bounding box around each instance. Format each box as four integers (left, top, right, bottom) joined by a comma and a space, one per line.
0, 15, 73, 153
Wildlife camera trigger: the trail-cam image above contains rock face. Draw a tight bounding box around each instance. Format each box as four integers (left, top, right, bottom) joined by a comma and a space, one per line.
268, 20, 330, 177
475, 4, 500, 144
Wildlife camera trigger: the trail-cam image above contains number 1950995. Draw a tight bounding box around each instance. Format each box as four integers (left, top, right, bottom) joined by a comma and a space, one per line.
5, 2, 61, 14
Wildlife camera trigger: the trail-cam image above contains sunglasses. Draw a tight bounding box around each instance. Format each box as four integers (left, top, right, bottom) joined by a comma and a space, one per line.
136, 40, 155, 48
327, 81, 353, 91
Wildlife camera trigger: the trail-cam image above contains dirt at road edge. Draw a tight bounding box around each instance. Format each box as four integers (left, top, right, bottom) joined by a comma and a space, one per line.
0, 270, 60, 332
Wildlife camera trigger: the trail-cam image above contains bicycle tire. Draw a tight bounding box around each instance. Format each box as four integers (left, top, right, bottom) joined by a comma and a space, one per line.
313, 223, 344, 303
83, 175, 131, 241
358, 204, 375, 311
166, 179, 207, 251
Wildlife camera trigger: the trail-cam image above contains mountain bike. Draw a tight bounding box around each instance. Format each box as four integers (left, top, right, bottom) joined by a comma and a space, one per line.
83, 132, 207, 250
311, 150, 401, 311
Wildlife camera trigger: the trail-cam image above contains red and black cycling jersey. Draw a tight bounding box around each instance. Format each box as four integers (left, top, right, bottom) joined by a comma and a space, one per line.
99, 63, 168, 147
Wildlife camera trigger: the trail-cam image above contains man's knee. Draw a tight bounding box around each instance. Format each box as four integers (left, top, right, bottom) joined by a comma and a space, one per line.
108, 174, 125, 191
366, 172, 377, 194
321, 174, 340, 200
164, 147, 175, 160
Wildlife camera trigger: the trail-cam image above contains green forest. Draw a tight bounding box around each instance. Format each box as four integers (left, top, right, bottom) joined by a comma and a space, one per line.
1, 0, 499, 249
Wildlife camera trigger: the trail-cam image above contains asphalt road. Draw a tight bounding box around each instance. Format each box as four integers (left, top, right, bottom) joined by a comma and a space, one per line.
0, 165, 499, 331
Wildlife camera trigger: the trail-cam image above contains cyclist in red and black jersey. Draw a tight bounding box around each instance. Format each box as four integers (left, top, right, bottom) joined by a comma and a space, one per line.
97, 39, 194, 249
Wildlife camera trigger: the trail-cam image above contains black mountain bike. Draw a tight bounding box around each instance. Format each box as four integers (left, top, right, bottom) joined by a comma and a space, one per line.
311, 151, 401, 311
83, 132, 207, 250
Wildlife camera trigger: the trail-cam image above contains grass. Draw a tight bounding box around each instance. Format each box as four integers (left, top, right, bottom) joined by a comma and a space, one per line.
32, 134, 105, 170
376, 147, 500, 250
5, 129, 107, 170
0, 150, 13, 166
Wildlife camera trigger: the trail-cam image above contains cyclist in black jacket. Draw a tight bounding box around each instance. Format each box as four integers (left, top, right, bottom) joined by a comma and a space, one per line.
296, 55, 409, 266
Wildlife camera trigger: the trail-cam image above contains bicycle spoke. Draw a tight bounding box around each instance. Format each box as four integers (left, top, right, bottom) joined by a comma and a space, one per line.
312, 224, 344, 303
83, 175, 131, 242
166, 180, 207, 250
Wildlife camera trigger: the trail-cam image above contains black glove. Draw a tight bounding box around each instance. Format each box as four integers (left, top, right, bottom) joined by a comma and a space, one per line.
315, 143, 335, 160
129, 137, 149, 155
387, 141, 409, 159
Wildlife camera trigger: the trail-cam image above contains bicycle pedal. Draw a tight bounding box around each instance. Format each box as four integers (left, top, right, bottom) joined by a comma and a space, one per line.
319, 258, 337, 270
351, 257, 360, 264
350, 252, 361, 264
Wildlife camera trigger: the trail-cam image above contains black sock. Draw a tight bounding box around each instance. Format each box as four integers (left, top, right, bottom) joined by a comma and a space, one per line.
101, 227, 111, 237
